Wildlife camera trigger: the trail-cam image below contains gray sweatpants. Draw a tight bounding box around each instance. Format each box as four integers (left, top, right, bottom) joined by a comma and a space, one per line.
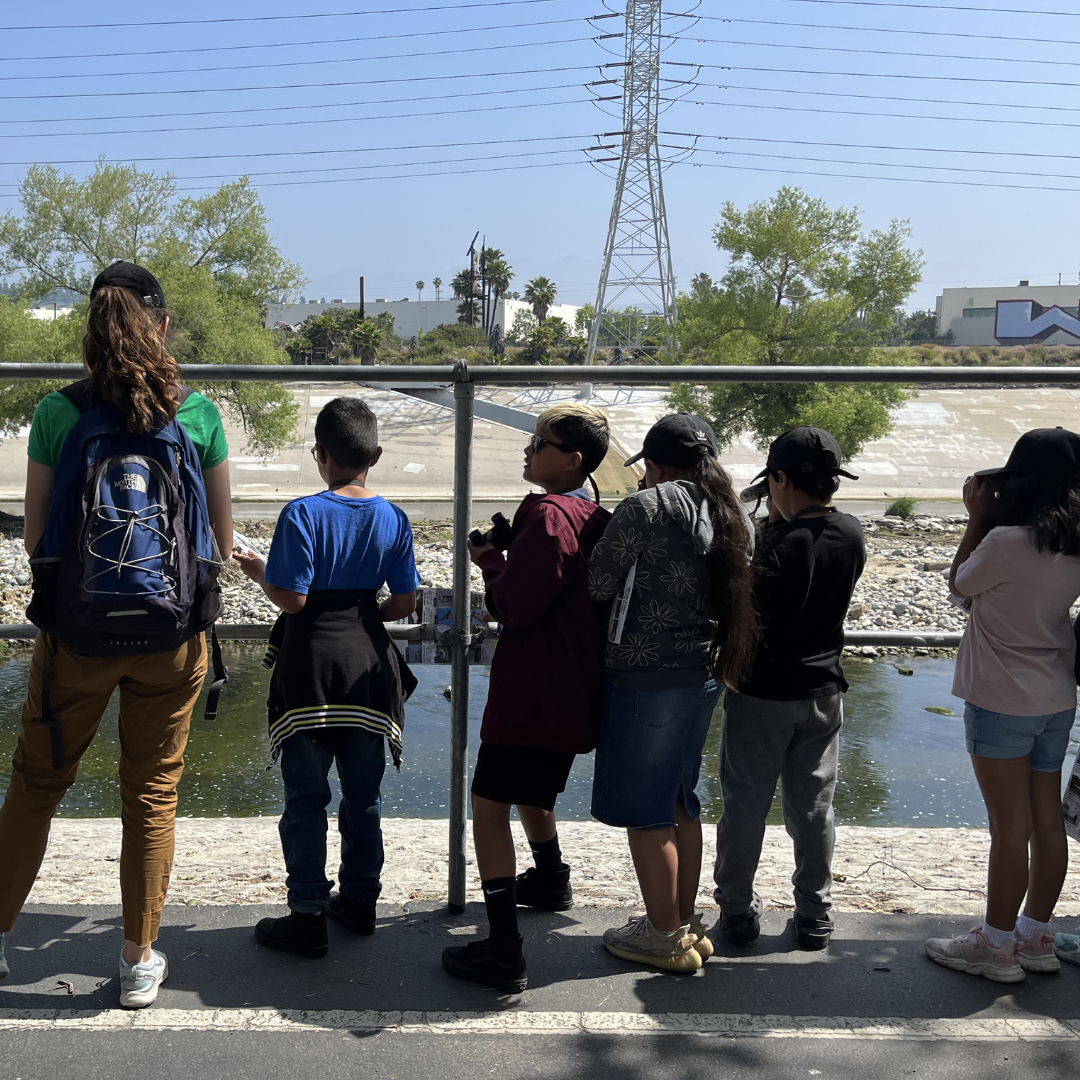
713, 690, 843, 922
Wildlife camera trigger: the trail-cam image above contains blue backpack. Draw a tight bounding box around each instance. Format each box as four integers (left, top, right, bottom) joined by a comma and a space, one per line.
27, 381, 228, 762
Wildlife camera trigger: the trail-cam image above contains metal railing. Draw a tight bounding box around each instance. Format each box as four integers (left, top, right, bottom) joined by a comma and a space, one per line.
0, 359, 1048, 910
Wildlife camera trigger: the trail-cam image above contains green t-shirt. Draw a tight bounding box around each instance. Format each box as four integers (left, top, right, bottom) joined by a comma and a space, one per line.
27, 389, 229, 471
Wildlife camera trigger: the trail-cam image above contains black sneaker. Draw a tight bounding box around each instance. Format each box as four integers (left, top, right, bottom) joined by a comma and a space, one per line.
327, 893, 377, 936
721, 908, 761, 945
442, 936, 528, 994
794, 914, 833, 951
515, 865, 573, 911
254, 911, 329, 959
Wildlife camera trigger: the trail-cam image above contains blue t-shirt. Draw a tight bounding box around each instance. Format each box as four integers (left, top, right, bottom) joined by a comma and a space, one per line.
264, 491, 419, 596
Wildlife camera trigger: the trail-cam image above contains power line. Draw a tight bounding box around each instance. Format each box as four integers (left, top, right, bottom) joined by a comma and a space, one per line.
1, 134, 593, 167
675, 96, 1080, 131
1, 64, 595, 102
0, 0, 572, 32
0, 37, 593, 84
0, 82, 584, 134
0, 94, 590, 144
711, 15, 1080, 48
691, 82, 1080, 117
685, 159, 1080, 194
0, 18, 583, 63
690, 36, 1080, 70
698, 63, 1080, 90
752, 0, 1080, 16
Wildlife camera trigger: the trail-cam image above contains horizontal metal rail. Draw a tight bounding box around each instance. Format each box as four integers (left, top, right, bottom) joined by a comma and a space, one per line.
844, 631, 961, 648
1, 362, 1079, 385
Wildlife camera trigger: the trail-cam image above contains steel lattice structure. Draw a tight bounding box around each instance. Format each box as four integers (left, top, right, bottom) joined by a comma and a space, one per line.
586, 0, 677, 364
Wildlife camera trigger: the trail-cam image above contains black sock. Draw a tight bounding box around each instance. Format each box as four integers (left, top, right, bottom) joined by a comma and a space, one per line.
529, 834, 563, 874
481, 876, 520, 939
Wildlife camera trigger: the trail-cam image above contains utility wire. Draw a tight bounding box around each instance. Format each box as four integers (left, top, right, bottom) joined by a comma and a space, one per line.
689, 36, 1080, 70
707, 15, 1080, 48
0, 0, 572, 32
697, 63, 1080, 90
0, 18, 584, 63
1, 64, 595, 102
0, 37, 594, 83
747, 0, 1080, 16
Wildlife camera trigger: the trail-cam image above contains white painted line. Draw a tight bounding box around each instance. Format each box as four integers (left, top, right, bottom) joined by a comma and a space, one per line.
0, 1010, 1077, 1040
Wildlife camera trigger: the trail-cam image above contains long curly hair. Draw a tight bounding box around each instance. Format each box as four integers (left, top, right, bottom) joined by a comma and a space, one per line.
691, 455, 760, 688
82, 285, 182, 434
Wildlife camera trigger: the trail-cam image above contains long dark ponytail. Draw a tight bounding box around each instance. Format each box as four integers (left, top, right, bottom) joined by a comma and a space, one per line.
691, 456, 759, 688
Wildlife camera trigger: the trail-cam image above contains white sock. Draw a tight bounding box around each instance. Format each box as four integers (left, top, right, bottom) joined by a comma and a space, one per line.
981, 922, 1014, 948
1015, 914, 1052, 940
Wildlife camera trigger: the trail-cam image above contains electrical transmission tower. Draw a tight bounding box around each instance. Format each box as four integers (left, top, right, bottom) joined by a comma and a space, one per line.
586, 1, 679, 365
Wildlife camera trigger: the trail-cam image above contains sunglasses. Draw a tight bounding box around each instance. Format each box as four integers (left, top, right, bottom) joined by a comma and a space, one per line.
528, 434, 573, 455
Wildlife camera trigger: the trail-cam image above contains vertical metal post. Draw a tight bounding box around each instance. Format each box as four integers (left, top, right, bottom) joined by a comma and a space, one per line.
448, 361, 474, 913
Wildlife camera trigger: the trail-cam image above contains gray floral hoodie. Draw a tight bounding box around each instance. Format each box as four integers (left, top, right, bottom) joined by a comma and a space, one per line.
588, 480, 747, 688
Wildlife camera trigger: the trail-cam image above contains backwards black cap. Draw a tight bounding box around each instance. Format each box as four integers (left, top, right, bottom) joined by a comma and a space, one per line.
89, 260, 166, 309
975, 427, 1080, 482
741, 426, 858, 502
623, 413, 719, 470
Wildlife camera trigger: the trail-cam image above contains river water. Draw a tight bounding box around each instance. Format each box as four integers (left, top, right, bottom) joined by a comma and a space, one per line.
0, 647, 1077, 826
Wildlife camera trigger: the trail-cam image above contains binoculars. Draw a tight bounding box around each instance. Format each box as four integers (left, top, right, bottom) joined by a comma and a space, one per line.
469, 512, 513, 552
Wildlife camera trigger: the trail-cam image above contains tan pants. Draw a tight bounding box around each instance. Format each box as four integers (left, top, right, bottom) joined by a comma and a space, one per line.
0, 633, 208, 945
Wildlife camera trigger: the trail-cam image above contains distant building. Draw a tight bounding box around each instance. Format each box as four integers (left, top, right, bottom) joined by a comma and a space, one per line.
937, 282, 1080, 347
265, 297, 583, 339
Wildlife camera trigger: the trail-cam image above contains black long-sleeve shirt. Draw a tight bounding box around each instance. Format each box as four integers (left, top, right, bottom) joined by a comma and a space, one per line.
740, 511, 866, 700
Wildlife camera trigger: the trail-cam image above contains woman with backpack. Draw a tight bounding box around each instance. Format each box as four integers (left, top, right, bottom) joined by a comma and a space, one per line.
0, 261, 233, 1007
925, 428, 1080, 983
587, 414, 757, 972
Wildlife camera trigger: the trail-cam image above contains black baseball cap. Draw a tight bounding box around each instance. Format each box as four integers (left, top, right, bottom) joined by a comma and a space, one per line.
975, 427, 1080, 482
89, 260, 166, 308
623, 413, 719, 469
741, 426, 858, 501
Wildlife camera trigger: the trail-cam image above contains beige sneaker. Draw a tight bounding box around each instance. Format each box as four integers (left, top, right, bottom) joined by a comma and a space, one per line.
1016, 932, 1060, 973
688, 912, 715, 961
603, 916, 703, 973
924, 928, 1024, 984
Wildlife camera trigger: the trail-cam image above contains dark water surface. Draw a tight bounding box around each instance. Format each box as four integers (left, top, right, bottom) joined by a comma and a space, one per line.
0, 647, 1077, 826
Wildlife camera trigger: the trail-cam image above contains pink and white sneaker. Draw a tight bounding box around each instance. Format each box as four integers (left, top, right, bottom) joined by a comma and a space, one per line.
1016, 932, 1061, 973
924, 928, 1025, 984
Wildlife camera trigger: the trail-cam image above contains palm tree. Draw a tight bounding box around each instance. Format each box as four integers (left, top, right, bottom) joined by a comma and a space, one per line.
432, 276, 443, 301
349, 319, 384, 365
416, 280, 425, 301
523, 276, 557, 324
451, 269, 474, 299
481, 248, 513, 333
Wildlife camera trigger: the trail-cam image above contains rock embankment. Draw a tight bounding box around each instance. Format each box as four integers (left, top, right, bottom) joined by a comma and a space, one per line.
0, 515, 969, 634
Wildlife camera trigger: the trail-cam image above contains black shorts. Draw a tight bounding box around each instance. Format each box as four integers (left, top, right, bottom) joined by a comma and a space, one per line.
470, 741, 576, 812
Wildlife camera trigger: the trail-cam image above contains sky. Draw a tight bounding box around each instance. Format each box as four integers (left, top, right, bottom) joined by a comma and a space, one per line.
2, 0, 1080, 311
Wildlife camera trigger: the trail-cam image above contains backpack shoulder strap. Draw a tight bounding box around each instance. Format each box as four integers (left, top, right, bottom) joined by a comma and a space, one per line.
177, 384, 193, 406
58, 379, 97, 415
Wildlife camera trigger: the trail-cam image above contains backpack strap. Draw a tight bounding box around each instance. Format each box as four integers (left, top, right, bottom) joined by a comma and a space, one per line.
59, 380, 192, 415
203, 626, 229, 721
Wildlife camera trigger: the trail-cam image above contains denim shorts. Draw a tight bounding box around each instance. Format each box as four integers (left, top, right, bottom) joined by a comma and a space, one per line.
963, 702, 1076, 772
591, 677, 722, 830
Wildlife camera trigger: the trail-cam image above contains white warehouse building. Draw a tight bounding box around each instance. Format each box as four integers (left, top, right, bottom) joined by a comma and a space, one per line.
265, 297, 583, 339
936, 282, 1080, 347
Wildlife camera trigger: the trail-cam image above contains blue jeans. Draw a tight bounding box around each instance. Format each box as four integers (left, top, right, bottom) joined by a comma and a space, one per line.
278, 728, 386, 913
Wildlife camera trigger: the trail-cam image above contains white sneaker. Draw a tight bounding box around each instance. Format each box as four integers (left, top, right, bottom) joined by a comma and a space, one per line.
924, 928, 1024, 984
0, 933, 8, 980
1016, 932, 1060, 973
118, 949, 169, 1009
603, 915, 702, 973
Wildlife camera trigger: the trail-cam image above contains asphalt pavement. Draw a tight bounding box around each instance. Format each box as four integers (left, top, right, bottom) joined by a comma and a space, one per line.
2, 904, 1078, 1079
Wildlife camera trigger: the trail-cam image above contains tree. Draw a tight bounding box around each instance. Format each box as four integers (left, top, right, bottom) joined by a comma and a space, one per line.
415, 280, 425, 301
573, 302, 594, 338
545, 316, 569, 344
478, 247, 513, 332
432, 276, 443, 301
521, 324, 557, 365
0, 161, 304, 453
349, 319, 384, 364
668, 186, 923, 458
451, 269, 473, 299
507, 308, 537, 344
523, 276, 557, 324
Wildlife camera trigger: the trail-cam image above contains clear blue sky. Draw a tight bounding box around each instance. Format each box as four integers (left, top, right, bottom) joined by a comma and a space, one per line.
2, 0, 1079, 311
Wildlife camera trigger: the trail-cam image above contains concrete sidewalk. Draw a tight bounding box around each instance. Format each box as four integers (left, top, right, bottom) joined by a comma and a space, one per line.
1, 905, 1078, 1079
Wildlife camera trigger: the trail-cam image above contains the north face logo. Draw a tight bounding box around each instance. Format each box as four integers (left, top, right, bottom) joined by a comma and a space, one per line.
113, 473, 147, 493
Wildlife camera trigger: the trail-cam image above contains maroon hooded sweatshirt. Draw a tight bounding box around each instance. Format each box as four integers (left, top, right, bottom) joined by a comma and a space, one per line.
475, 492, 612, 754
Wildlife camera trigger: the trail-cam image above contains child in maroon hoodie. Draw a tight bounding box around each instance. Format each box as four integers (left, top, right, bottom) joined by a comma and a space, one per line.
441, 403, 611, 993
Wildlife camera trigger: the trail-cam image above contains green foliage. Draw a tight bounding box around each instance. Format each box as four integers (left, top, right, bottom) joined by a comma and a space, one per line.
410, 322, 490, 364
432, 275, 443, 300
884, 343, 1080, 367
573, 302, 594, 337
0, 160, 305, 452
508, 308, 537, 344
523, 276, 557, 323
885, 496, 917, 520
545, 316, 569, 344
670, 186, 923, 458
521, 324, 557, 365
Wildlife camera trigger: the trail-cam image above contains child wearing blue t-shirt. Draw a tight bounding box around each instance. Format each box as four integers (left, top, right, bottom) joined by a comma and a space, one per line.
235, 397, 419, 959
